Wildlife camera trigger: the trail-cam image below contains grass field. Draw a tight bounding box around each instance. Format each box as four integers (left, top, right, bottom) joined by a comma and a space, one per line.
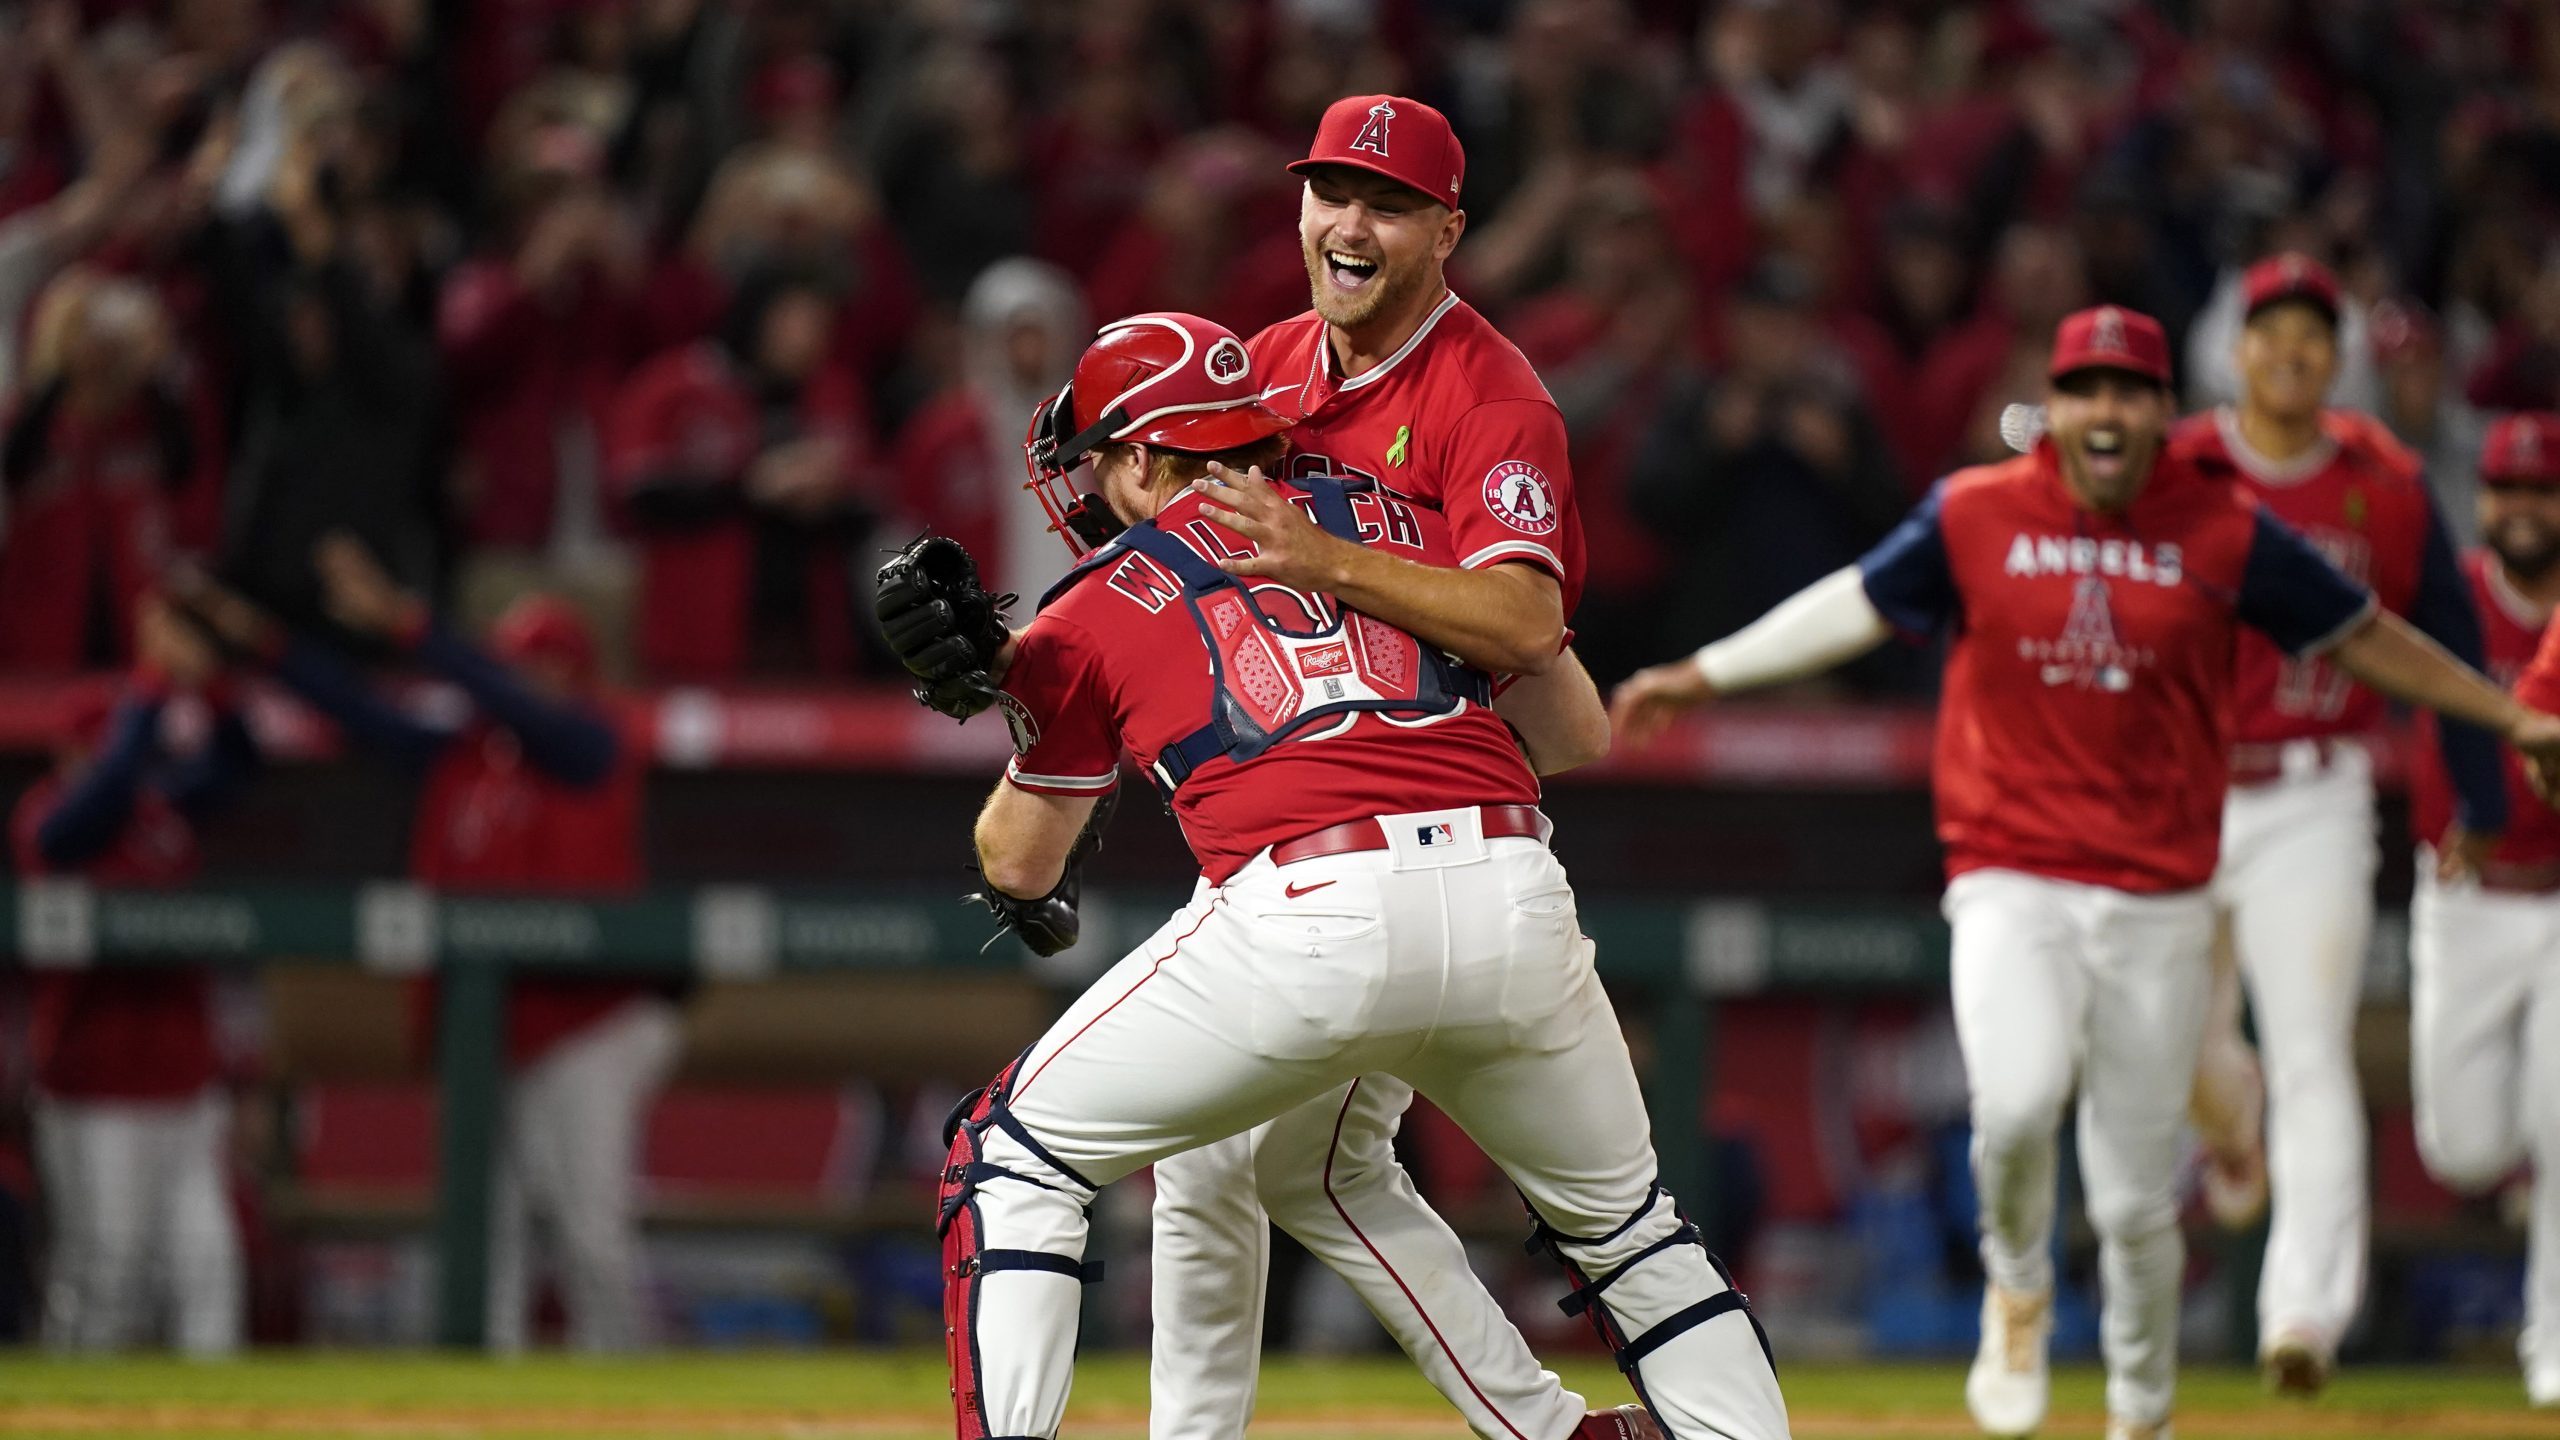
4, 1353, 2560, 1440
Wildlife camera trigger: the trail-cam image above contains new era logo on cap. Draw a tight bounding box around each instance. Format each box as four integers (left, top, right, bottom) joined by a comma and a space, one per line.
1290, 93, 1465, 205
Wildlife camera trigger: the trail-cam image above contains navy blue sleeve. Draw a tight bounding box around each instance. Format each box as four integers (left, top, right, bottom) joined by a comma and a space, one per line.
2407, 498, 2511, 833
414, 629, 619, 788
161, 701, 264, 824
1857, 483, 1959, 635
33, 696, 164, 868
2237, 510, 2378, 656
272, 636, 455, 772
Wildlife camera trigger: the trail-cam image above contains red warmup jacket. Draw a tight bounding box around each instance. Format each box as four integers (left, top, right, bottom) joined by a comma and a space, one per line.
438, 258, 641, 549
0, 392, 188, 671
605, 342, 876, 681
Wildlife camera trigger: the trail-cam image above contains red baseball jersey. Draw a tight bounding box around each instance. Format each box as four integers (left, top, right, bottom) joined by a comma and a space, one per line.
1861, 445, 2375, 893
11, 775, 216, 1102
2416, 551, 2560, 879
1000, 483, 1538, 882
1248, 293, 1586, 614
2172, 408, 2440, 743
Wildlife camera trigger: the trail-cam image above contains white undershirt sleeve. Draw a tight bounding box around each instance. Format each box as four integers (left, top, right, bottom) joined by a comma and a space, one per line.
1693, 566, 1894, 695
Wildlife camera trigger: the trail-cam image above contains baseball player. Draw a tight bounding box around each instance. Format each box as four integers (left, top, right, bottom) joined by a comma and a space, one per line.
15, 599, 258, 1354
2410, 412, 2560, 1407
881, 310, 1789, 1440
1143, 93, 1625, 1440
2169, 252, 2506, 1393
1610, 306, 2560, 1440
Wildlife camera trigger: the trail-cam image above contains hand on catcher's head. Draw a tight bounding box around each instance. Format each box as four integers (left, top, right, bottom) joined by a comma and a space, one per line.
1607, 660, 1716, 750
1192, 463, 1342, 588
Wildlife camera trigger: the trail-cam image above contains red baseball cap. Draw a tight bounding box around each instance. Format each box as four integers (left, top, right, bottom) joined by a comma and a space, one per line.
2243, 252, 2341, 326
2048, 305, 2172, 387
2484, 413, 2560, 486
1289, 94, 1465, 208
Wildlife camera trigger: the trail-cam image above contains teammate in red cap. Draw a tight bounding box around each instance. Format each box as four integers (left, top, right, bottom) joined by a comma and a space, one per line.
179, 537, 673, 1353
936, 313, 1786, 1440
2163, 252, 2503, 1393
1124, 95, 1640, 1440
2414, 412, 2560, 1408
13, 597, 259, 1354
1610, 306, 2560, 1440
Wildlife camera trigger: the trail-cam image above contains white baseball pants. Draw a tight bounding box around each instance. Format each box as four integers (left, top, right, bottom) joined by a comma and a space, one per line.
486, 996, 683, 1353
35, 1087, 242, 1355
960, 810, 1789, 1440
2208, 755, 2378, 1353
2410, 870, 2560, 1375
1150, 1077, 1586, 1440
1947, 868, 2213, 1427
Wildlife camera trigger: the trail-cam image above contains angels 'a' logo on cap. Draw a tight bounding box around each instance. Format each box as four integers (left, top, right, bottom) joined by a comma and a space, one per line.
1350, 99, 1394, 157
1205, 336, 1248, 385
2093, 306, 2128, 353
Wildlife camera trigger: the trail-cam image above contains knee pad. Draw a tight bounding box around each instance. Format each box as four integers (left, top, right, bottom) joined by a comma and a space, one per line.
939, 1048, 1105, 1440
1523, 1184, 1772, 1432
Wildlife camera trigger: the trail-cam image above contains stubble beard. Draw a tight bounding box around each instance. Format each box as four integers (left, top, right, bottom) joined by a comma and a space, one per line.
1304, 235, 1424, 332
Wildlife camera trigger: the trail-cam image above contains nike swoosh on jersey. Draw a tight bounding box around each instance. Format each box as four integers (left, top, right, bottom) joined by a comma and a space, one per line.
1283, 880, 1337, 899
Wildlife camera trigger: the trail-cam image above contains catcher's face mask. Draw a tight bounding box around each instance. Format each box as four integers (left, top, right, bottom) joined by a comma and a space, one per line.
1022, 312, 1296, 558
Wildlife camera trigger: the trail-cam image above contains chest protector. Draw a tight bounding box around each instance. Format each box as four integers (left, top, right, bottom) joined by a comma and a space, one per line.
1039, 477, 1493, 801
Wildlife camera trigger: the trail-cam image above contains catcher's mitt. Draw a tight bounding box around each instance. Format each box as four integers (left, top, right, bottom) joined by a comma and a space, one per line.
967, 788, 1117, 958
877, 534, 1016, 720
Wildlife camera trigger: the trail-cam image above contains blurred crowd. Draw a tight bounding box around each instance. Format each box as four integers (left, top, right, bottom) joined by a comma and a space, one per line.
4, 0, 2560, 692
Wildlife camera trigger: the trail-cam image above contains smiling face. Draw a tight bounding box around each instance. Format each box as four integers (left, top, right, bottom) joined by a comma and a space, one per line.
1298, 165, 1463, 331
2483, 478, 2560, 582
2045, 369, 2172, 513
2236, 300, 2338, 425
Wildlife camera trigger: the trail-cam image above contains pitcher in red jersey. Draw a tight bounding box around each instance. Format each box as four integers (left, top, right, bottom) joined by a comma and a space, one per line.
2415, 413, 2560, 1408
2168, 254, 2505, 1393
1135, 95, 1652, 1440
938, 313, 1786, 1440
1612, 308, 2560, 1440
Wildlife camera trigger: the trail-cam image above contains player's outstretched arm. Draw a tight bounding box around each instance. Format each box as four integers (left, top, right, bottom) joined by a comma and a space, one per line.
2329, 611, 2560, 761
1192, 464, 1565, 676
1610, 566, 1893, 748
1492, 646, 1610, 775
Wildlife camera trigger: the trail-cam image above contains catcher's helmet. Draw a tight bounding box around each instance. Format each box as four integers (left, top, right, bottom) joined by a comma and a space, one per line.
1023, 312, 1292, 556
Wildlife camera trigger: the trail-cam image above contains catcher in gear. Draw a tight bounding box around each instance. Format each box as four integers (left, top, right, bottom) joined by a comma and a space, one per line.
878, 534, 1016, 721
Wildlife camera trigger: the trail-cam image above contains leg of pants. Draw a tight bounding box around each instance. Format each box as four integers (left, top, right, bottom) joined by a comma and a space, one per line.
2219, 772, 2376, 1349
1149, 1135, 1271, 1440
2520, 910, 2560, 1373
1946, 871, 2089, 1299
162, 1092, 243, 1356
508, 999, 683, 1352
2072, 885, 2214, 1425
484, 1137, 532, 1354
2409, 875, 2535, 1191
37, 1098, 165, 1350
1249, 1078, 1585, 1440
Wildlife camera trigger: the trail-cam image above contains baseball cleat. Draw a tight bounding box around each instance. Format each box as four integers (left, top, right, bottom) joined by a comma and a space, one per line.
1965, 1284, 2052, 1437
2528, 1360, 2560, 1409
1572, 1404, 1664, 1440
2261, 1329, 2331, 1396
2104, 1418, 2172, 1440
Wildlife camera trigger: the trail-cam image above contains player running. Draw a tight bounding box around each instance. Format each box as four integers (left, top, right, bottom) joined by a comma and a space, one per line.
2411, 413, 2560, 1408
1610, 306, 2560, 1440
882, 310, 1789, 1440
2170, 252, 2505, 1393
1134, 94, 1641, 1440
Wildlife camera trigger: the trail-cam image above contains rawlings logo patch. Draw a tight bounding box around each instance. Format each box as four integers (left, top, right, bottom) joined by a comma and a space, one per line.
1484, 460, 1559, 536
1299, 642, 1352, 678
997, 692, 1040, 754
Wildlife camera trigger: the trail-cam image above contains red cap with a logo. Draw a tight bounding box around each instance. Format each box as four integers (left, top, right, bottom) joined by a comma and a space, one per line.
1289, 94, 1466, 208
2243, 252, 2341, 325
2484, 413, 2560, 485
2048, 305, 2172, 387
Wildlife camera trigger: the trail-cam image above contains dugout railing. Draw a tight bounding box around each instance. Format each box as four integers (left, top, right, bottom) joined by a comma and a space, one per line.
0, 879, 1979, 1348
